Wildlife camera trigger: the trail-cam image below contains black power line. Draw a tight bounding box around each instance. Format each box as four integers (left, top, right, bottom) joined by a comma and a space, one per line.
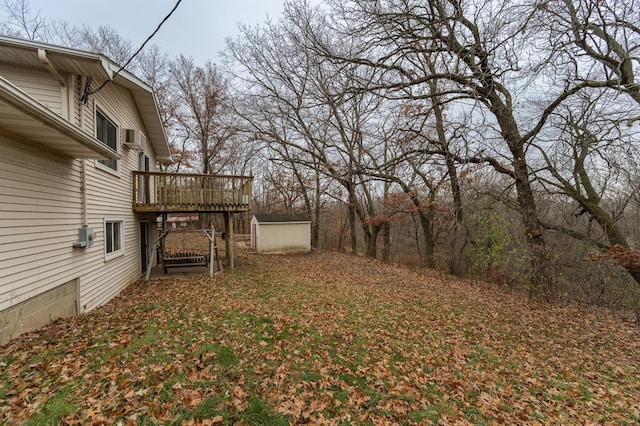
88, 0, 183, 97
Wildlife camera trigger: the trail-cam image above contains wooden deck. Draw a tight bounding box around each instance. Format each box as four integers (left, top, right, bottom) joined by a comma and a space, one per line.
133, 171, 252, 213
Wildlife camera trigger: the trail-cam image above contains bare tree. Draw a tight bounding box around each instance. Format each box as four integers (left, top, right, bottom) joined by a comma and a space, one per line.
0, 0, 48, 40
226, 4, 396, 257
533, 90, 640, 284
0, 1, 135, 66
75, 25, 133, 66
300, 0, 604, 295
170, 55, 237, 174
539, 0, 640, 107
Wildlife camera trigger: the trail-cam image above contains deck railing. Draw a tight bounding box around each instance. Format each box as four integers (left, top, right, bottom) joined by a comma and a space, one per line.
133, 171, 252, 213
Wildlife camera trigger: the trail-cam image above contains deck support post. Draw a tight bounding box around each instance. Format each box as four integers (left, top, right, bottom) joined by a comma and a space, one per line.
161, 213, 168, 261
203, 226, 217, 277
145, 228, 169, 281
224, 211, 234, 270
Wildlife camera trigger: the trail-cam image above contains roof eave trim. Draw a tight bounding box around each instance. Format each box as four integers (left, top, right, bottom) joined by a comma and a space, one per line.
0, 76, 120, 160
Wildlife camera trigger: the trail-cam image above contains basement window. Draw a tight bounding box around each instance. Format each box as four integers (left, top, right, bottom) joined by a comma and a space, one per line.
104, 218, 124, 260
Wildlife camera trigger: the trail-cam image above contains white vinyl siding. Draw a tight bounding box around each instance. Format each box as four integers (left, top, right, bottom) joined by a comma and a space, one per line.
0, 63, 64, 115
0, 75, 159, 326
0, 136, 82, 312
80, 81, 156, 311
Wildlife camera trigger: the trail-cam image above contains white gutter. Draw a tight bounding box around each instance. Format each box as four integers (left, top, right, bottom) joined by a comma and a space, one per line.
37, 48, 66, 87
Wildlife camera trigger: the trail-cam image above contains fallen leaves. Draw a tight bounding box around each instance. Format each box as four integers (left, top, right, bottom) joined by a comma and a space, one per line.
1, 251, 639, 424
231, 385, 248, 412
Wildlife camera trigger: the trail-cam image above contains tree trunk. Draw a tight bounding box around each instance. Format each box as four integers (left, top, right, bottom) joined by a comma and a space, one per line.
445, 158, 468, 276
427, 58, 467, 276
512, 148, 552, 299
382, 222, 391, 262
450, 220, 468, 276
365, 224, 380, 258
312, 172, 322, 248
490, 90, 551, 298
348, 188, 357, 255
338, 208, 349, 252
419, 211, 436, 268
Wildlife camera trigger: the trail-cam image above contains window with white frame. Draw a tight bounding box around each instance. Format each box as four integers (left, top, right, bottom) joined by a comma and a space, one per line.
96, 109, 119, 171
104, 219, 124, 259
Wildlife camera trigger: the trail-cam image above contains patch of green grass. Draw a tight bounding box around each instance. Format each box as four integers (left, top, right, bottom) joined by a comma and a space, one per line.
158, 380, 179, 404
420, 383, 445, 400
24, 386, 77, 425
26, 345, 65, 367
236, 397, 289, 425
367, 393, 382, 409
191, 395, 227, 420
195, 343, 219, 357
500, 402, 514, 413
136, 302, 158, 312
392, 393, 417, 403
85, 351, 110, 372
128, 324, 161, 352
468, 345, 498, 367
330, 352, 347, 366
216, 346, 237, 368
276, 328, 291, 340
530, 409, 548, 421
298, 370, 322, 382
0, 356, 12, 399
85, 324, 164, 371
579, 382, 594, 402
145, 350, 174, 366
409, 404, 451, 424
334, 389, 350, 402
464, 405, 487, 424
550, 392, 570, 402
339, 373, 368, 390
254, 316, 274, 327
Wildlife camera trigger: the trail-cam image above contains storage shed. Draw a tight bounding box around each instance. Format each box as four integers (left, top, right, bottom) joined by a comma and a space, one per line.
251, 214, 312, 253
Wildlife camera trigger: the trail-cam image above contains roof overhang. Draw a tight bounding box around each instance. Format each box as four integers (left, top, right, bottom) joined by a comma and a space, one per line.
0, 35, 172, 161
0, 36, 112, 80
111, 67, 172, 161
0, 76, 120, 160
252, 214, 313, 224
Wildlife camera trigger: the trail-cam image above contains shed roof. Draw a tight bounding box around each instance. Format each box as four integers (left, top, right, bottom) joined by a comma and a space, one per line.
254, 214, 311, 223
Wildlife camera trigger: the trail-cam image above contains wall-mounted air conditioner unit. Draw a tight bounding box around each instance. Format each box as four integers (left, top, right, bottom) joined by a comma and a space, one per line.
121, 128, 147, 151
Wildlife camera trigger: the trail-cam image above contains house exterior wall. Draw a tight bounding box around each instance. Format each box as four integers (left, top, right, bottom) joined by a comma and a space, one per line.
0, 61, 159, 343
0, 137, 82, 313
0, 63, 64, 116
80, 81, 158, 312
251, 218, 311, 253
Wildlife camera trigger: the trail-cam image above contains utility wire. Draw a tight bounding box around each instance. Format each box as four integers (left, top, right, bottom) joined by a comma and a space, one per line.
88, 0, 183, 97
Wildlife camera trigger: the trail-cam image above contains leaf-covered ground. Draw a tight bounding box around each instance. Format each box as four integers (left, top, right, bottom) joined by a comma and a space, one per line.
1, 251, 639, 425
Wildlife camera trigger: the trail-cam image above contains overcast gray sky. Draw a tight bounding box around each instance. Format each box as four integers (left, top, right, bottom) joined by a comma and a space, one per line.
26, 0, 289, 64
